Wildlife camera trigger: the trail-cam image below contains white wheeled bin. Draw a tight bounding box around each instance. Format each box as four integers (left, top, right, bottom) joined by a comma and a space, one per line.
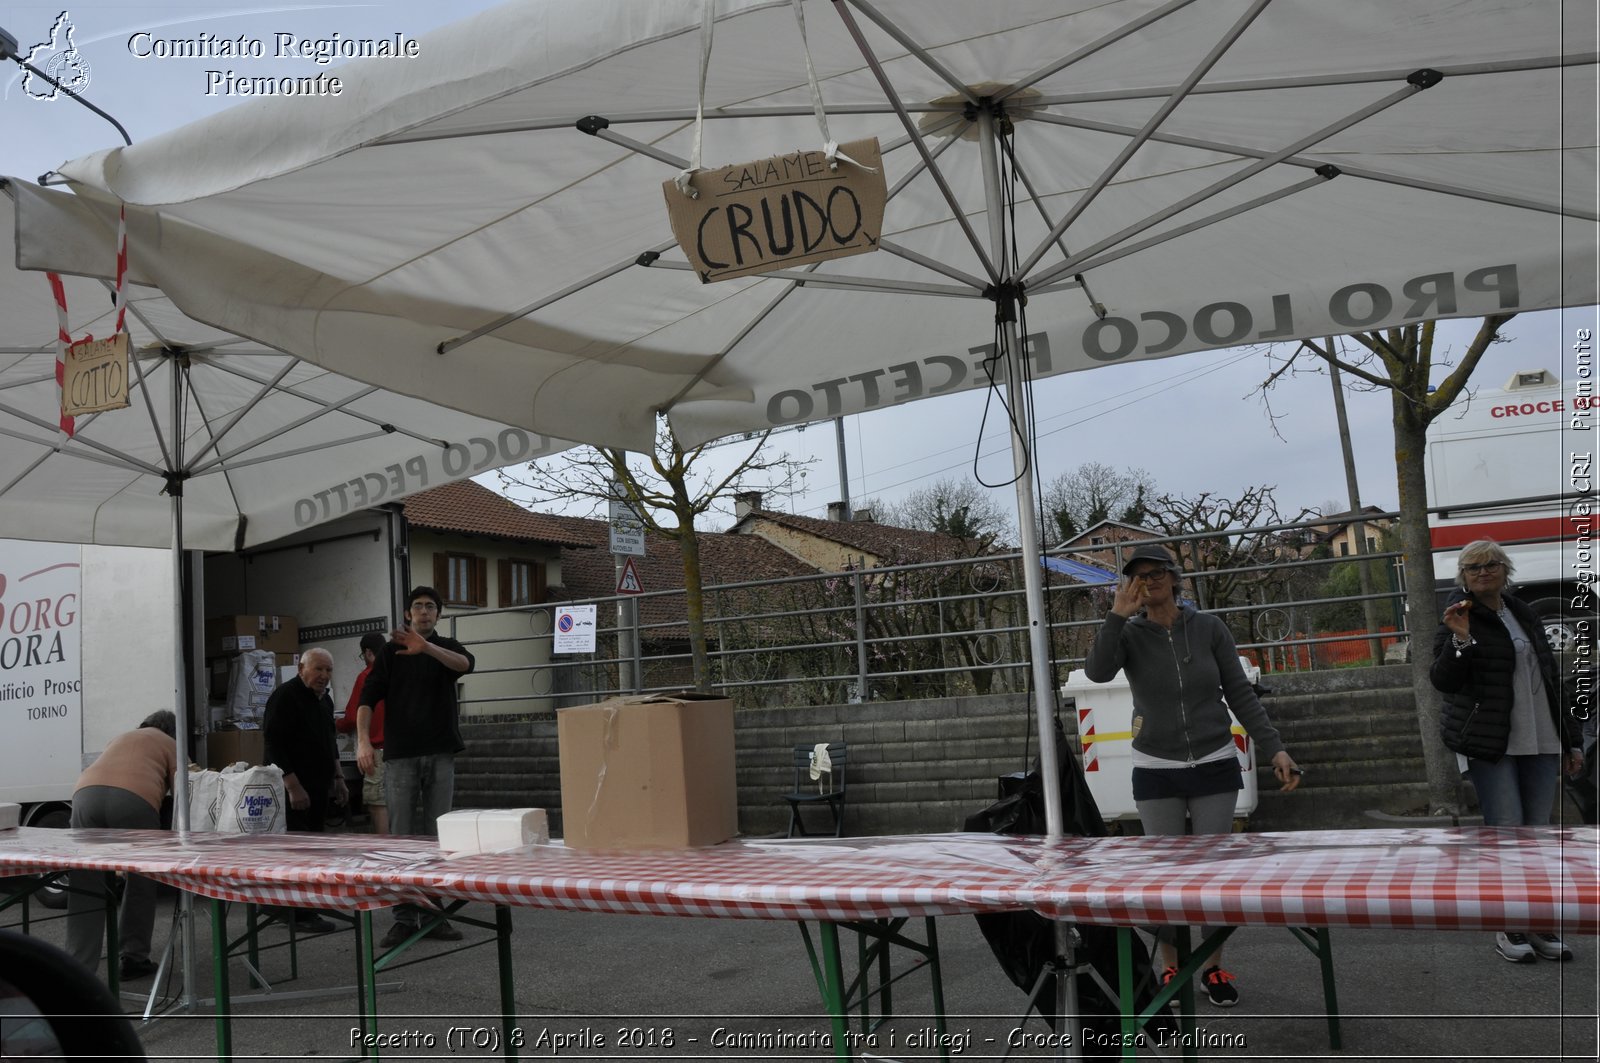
1060, 658, 1261, 826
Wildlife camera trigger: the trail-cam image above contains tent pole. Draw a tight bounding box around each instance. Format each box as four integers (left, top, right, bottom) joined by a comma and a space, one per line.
974, 111, 1064, 839
978, 103, 1083, 1063
167, 356, 197, 1010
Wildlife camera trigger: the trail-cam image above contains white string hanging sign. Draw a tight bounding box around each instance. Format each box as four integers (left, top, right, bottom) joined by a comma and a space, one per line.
662, 0, 886, 283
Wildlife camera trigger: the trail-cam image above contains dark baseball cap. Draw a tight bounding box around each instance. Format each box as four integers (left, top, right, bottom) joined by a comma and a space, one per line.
359, 632, 388, 655
1120, 543, 1177, 575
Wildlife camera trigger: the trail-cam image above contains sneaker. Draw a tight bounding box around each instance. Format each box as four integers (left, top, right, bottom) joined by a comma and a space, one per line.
1201, 965, 1239, 1007
1496, 932, 1536, 963
1158, 965, 1181, 1009
380, 922, 418, 949
1530, 933, 1573, 962
119, 956, 159, 980
423, 919, 463, 941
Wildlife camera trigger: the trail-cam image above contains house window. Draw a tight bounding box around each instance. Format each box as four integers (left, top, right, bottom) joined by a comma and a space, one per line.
1338, 541, 1350, 557
1090, 536, 1105, 546
434, 552, 487, 608
499, 558, 547, 607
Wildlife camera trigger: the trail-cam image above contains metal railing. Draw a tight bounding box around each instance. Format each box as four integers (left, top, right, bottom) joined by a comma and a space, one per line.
439, 506, 1462, 714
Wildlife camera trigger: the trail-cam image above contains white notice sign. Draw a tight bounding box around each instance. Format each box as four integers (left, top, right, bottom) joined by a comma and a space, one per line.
608, 498, 645, 557
553, 604, 597, 654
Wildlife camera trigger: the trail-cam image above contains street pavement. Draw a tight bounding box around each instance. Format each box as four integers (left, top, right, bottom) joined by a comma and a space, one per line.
15, 875, 1598, 1062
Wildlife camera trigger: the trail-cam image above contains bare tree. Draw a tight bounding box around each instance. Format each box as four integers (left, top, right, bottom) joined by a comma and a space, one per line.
499, 420, 813, 691
1262, 315, 1514, 813
876, 476, 1014, 544
1146, 485, 1314, 615
1043, 463, 1156, 541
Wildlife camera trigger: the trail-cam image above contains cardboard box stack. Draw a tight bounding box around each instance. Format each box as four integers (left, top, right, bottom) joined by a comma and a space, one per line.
556, 692, 738, 849
204, 614, 298, 755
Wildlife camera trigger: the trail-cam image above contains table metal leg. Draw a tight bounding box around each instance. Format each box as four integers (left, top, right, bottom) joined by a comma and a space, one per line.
816, 923, 854, 1061
497, 906, 518, 1059
1174, 926, 1198, 1063
1288, 926, 1341, 1049
923, 919, 949, 1063
359, 909, 379, 1060
104, 876, 120, 999
1117, 928, 1137, 1061
244, 903, 264, 988
210, 898, 232, 1062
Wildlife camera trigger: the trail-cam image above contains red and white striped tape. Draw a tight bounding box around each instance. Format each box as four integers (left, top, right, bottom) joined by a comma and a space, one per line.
46, 272, 75, 438
45, 203, 129, 438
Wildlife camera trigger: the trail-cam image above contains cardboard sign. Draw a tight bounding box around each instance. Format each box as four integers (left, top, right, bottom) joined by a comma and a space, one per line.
62, 331, 130, 416
663, 138, 886, 283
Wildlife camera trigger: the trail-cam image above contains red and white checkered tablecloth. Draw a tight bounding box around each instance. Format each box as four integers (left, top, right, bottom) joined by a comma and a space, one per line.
0, 828, 447, 911
1, 826, 1594, 933
1016, 828, 1600, 933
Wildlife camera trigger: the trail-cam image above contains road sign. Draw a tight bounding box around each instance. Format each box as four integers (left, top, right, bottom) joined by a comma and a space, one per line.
608, 498, 645, 556
553, 604, 597, 653
616, 556, 644, 596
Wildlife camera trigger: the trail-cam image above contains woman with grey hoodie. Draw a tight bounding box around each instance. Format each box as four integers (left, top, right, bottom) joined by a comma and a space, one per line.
1084, 543, 1300, 1007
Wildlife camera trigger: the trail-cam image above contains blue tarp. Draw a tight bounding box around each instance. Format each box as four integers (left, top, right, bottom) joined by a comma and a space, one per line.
1040, 556, 1118, 586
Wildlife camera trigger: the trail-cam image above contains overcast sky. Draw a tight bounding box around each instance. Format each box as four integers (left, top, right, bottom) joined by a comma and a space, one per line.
5, 1, 1593, 534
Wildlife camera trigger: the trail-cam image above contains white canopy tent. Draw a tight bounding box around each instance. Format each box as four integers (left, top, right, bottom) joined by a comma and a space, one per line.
10, 1, 1594, 1043
0, 179, 568, 815
11, 0, 1597, 815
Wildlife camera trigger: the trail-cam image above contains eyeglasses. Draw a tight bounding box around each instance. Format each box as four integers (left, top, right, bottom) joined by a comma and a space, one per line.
1462, 561, 1505, 575
410, 601, 440, 612
1128, 569, 1169, 582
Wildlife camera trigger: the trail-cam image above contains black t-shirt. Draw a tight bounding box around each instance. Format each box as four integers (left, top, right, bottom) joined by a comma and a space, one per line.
359, 633, 475, 758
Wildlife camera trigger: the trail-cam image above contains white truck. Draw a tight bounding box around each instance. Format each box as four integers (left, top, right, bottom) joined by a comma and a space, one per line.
0, 540, 176, 856
1427, 368, 1598, 650
1, 513, 407, 904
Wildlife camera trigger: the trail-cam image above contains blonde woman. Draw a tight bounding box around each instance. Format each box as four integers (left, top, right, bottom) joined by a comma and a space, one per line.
1431, 538, 1584, 963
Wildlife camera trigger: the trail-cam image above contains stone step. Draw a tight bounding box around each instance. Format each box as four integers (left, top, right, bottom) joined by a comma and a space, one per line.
1257, 688, 1417, 722
1276, 731, 1424, 762
1254, 753, 1423, 790
1274, 713, 1425, 744
1249, 781, 1432, 830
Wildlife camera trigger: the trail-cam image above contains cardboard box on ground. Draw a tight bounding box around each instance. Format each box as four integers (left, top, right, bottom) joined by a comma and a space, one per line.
556, 692, 738, 849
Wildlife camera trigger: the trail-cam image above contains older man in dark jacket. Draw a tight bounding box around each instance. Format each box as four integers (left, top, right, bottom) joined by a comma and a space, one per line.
263, 647, 346, 933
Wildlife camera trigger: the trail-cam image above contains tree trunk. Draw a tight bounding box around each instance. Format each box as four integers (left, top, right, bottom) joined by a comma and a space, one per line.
679, 525, 712, 692
1393, 392, 1460, 814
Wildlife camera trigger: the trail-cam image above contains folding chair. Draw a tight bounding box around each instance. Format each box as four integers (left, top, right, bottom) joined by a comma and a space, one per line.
783, 742, 848, 838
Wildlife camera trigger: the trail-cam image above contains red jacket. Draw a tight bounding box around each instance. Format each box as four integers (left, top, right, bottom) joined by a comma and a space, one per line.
336, 663, 385, 748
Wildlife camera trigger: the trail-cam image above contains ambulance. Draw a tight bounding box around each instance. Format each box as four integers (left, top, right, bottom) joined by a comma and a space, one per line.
1426, 368, 1597, 651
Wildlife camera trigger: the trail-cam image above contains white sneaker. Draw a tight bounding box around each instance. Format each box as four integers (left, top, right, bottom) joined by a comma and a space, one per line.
1496, 932, 1536, 963
1530, 933, 1573, 962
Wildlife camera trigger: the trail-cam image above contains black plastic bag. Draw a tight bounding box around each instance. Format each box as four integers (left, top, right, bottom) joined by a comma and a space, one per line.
965, 722, 1176, 1053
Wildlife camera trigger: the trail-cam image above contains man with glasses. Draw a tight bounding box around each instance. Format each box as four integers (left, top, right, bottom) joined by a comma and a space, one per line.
355, 585, 475, 946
